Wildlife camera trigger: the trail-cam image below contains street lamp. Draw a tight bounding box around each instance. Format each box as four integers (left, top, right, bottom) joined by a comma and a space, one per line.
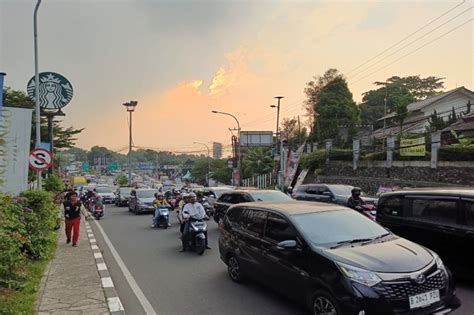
211, 110, 241, 186
193, 142, 211, 186
33, 0, 42, 189
123, 101, 138, 185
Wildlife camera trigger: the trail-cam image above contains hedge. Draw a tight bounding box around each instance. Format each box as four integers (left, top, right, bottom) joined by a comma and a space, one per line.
439, 145, 474, 161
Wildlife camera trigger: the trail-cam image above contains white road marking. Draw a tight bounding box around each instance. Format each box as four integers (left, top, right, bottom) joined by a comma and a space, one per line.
94, 252, 103, 259
91, 244, 99, 250
97, 263, 107, 271
108, 297, 124, 312
90, 238, 97, 243
88, 233, 94, 238
91, 220, 157, 315
101, 277, 114, 288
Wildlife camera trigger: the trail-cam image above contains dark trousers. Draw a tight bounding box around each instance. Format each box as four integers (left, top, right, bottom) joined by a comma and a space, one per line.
181, 220, 208, 248
65, 217, 81, 245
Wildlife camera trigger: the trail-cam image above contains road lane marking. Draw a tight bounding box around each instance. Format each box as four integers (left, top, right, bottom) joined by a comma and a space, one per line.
92, 219, 157, 315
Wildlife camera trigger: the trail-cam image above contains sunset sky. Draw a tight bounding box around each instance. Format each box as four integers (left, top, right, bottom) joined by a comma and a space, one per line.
1, 0, 472, 156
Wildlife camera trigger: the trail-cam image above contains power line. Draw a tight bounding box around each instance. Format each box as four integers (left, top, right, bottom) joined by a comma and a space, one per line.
351, 18, 473, 85
348, 6, 473, 80
345, 0, 467, 76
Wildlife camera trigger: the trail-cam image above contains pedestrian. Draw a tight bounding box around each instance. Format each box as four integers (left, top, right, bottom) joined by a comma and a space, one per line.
60, 191, 90, 247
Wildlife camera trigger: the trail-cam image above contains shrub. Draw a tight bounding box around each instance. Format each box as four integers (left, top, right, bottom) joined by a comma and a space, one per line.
44, 174, 64, 193
300, 150, 326, 170
116, 173, 128, 186
329, 148, 353, 161
439, 145, 474, 161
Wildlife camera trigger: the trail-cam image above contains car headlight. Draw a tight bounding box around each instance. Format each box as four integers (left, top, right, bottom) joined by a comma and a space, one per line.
336, 262, 382, 287
434, 253, 448, 278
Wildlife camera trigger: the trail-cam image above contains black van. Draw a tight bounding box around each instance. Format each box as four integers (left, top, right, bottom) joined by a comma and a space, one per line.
376, 188, 474, 279
219, 201, 460, 315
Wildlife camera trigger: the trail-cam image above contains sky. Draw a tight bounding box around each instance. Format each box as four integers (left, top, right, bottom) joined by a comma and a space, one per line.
1, 0, 473, 156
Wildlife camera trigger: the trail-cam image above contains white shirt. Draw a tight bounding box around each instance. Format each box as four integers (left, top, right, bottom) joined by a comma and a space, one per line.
182, 202, 206, 220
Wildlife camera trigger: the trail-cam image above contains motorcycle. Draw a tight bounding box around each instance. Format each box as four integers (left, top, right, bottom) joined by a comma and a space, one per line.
183, 216, 208, 255
356, 204, 377, 221
199, 197, 213, 218
93, 200, 104, 220
152, 205, 170, 229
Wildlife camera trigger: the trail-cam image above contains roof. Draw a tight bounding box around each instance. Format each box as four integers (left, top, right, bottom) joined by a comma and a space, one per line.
231, 200, 348, 215
442, 112, 474, 132
381, 187, 474, 198
378, 87, 473, 121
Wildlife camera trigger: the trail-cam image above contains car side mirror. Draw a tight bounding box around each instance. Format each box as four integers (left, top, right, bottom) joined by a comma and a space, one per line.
277, 240, 299, 251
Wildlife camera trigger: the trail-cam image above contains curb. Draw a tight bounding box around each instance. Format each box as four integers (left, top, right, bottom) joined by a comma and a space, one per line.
85, 220, 125, 315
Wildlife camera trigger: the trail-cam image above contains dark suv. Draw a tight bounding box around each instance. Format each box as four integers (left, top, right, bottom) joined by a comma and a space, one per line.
376, 188, 474, 279
219, 201, 460, 315
293, 184, 377, 206
213, 190, 292, 223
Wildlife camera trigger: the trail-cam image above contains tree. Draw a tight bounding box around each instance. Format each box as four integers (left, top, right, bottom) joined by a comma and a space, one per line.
313, 76, 359, 142
241, 147, 274, 178
374, 75, 444, 100
280, 117, 308, 150
116, 174, 128, 186
191, 159, 210, 185
44, 174, 64, 193
210, 159, 232, 184
304, 69, 341, 136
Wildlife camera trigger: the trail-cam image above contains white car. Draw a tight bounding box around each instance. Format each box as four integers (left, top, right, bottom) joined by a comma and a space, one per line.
95, 185, 116, 204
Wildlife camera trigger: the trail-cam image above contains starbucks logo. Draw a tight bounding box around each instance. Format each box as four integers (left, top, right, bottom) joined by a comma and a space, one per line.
27, 72, 73, 110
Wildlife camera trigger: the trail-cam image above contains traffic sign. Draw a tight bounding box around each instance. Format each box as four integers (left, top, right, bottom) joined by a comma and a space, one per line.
27, 72, 73, 110
29, 148, 52, 171
82, 162, 90, 172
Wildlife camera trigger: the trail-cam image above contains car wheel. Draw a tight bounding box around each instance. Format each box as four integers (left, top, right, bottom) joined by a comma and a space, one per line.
311, 290, 341, 315
227, 255, 244, 283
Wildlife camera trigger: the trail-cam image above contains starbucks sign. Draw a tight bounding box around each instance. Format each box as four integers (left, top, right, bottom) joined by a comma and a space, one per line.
27, 72, 73, 110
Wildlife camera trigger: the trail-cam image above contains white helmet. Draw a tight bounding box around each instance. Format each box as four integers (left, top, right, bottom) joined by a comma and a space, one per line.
188, 192, 197, 198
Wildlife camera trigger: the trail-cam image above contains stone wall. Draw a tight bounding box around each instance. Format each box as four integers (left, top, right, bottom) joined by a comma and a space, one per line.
303, 161, 474, 195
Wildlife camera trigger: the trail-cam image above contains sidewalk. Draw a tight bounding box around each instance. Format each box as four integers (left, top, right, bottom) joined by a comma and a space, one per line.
36, 219, 111, 315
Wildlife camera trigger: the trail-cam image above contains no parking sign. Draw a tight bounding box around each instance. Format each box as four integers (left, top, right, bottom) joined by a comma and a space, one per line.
29, 148, 52, 171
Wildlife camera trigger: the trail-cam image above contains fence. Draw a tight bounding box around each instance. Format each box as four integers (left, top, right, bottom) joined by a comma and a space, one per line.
241, 172, 276, 189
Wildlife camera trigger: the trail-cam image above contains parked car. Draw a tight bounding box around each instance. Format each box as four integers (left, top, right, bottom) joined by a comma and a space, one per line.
293, 184, 377, 206
202, 187, 235, 208
376, 187, 474, 279
115, 187, 133, 207
219, 201, 461, 315
213, 189, 292, 223
128, 188, 158, 214
95, 185, 116, 204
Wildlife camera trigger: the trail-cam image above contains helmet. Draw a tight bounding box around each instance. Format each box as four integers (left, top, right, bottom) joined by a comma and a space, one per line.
188, 192, 197, 198
351, 187, 362, 195
182, 193, 189, 198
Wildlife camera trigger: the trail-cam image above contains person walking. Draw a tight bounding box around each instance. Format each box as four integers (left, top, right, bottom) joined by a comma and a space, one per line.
60, 191, 90, 247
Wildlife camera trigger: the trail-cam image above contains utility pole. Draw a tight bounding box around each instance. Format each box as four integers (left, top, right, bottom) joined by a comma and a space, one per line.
34, 0, 42, 189
273, 96, 284, 191
123, 101, 138, 185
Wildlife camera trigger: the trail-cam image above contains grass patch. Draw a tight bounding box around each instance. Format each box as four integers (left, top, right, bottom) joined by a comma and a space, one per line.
0, 232, 57, 315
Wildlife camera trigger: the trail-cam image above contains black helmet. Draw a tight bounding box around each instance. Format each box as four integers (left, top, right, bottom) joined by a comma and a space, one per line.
351, 187, 362, 195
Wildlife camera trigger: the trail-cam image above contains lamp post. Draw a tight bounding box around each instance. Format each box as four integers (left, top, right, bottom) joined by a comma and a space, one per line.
211, 110, 241, 186
34, 0, 42, 189
193, 142, 211, 186
123, 101, 138, 185
272, 96, 284, 190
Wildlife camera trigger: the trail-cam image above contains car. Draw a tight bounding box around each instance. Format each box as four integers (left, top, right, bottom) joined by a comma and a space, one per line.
115, 187, 133, 207
94, 185, 116, 204
202, 187, 235, 208
128, 188, 158, 214
376, 187, 474, 279
219, 201, 461, 315
213, 189, 292, 223
292, 184, 377, 206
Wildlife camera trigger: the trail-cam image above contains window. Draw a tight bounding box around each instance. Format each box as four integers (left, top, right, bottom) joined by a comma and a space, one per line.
306, 186, 320, 195
228, 194, 248, 204
410, 198, 458, 224
265, 213, 297, 243
218, 194, 232, 203
464, 200, 474, 227
241, 209, 266, 235
378, 196, 404, 216
225, 207, 244, 228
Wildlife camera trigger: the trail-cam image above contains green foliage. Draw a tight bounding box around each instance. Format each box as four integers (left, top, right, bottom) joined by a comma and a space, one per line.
210, 159, 232, 185
439, 145, 474, 161
44, 175, 64, 193
116, 173, 129, 186
374, 76, 445, 100
241, 147, 275, 178
300, 150, 326, 170
315, 76, 359, 142
191, 158, 211, 185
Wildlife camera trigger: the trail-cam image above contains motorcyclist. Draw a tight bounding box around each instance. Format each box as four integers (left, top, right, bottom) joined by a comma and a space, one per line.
347, 187, 365, 211
179, 192, 210, 252
152, 192, 171, 227
177, 193, 189, 235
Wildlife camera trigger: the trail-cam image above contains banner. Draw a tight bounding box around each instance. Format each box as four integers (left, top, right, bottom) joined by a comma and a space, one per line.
0, 107, 33, 195
284, 143, 305, 186
400, 137, 426, 156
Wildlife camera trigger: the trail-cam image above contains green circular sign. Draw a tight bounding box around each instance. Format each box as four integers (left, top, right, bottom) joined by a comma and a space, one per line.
27, 72, 73, 110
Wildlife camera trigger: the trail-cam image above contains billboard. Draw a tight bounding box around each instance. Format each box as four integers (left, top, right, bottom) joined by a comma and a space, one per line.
0, 107, 33, 195
240, 131, 273, 147
400, 137, 426, 156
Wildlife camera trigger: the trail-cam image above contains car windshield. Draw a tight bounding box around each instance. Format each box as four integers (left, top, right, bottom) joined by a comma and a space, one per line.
96, 186, 113, 193
328, 185, 353, 196
292, 210, 388, 247
249, 191, 292, 201
120, 188, 132, 194
137, 190, 156, 198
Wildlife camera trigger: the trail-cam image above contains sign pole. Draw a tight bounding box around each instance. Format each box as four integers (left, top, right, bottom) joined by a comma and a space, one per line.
34, 0, 42, 189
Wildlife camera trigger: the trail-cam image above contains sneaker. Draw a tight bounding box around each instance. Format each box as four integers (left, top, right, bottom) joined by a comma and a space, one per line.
66, 239, 71, 244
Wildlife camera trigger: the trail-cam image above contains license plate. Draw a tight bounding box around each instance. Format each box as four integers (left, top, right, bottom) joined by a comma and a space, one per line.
409, 290, 440, 309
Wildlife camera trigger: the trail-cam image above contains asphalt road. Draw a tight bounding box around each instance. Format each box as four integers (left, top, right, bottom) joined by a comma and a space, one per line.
90, 205, 474, 315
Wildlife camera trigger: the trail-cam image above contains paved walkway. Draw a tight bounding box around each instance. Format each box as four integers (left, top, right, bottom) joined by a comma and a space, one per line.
37, 219, 110, 315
